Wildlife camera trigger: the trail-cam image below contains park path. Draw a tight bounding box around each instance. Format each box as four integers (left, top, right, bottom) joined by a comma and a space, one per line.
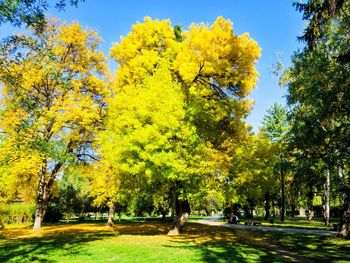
197, 217, 338, 236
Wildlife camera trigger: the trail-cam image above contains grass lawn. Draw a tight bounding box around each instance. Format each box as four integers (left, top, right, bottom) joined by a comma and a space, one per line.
232, 216, 339, 231
0, 221, 349, 263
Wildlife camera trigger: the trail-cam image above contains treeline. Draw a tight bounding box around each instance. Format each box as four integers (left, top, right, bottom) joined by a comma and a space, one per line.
0, 0, 349, 238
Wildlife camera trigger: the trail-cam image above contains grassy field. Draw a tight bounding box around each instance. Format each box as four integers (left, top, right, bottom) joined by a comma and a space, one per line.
1, 221, 349, 263
234, 216, 339, 231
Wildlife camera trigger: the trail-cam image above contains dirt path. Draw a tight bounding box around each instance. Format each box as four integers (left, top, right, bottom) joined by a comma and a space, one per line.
197, 218, 338, 236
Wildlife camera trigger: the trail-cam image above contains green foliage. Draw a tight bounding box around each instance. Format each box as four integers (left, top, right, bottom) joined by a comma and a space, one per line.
0, 0, 84, 33
0, 202, 35, 224
261, 103, 289, 143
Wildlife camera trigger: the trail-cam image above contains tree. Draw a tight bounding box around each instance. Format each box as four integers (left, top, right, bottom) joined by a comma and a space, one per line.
284, 13, 350, 236
261, 103, 290, 221
0, 19, 109, 230
102, 16, 260, 235
294, 0, 349, 47
0, 0, 84, 33
228, 134, 279, 219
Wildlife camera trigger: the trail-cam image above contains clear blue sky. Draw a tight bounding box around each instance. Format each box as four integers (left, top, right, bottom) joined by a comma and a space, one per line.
8, 0, 306, 132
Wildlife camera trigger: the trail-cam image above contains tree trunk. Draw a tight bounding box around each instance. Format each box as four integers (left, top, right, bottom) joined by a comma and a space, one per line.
324, 169, 330, 226
291, 204, 296, 217
107, 202, 115, 226
170, 190, 175, 221
118, 211, 122, 222
33, 166, 47, 231
339, 192, 350, 238
168, 198, 190, 235
307, 189, 314, 221
264, 192, 270, 220
280, 162, 285, 222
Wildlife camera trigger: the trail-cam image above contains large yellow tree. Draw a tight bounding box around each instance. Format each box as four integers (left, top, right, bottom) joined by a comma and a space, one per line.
100, 16, 260, 234
0, 20, 110, 230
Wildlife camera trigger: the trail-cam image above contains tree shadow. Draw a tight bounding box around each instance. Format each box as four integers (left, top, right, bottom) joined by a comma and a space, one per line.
0, 224, 115, 262
167, 223, 297, 263
0, 222, 348, 262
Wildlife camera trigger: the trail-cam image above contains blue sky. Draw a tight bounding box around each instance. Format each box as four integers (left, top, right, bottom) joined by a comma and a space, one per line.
5, 0, 306, 132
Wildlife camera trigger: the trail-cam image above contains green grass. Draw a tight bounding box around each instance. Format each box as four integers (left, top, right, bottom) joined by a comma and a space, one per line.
235, 216, 339, 231
0, 221, 349, 262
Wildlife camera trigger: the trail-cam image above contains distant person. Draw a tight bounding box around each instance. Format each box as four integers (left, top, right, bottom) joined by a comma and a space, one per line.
211, 210, 215, 217
232, 214, 239, 224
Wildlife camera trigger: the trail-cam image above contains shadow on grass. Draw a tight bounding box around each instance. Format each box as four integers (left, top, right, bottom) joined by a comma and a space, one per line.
0, 225, 115, 262
257, 230, 350, 263
0, 222, 349, 263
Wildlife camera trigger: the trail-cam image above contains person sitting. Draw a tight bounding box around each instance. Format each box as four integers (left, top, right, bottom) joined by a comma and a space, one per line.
232, 214, 239, 224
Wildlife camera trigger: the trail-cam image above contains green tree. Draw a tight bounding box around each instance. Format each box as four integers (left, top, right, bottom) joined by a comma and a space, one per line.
284, 14, 350, 236
0, 0, 84, 32
261, 103, 290, 221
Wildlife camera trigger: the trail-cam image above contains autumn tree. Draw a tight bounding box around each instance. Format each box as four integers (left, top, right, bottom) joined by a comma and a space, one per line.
102, 17, 260, 234
0, 19, 109, 230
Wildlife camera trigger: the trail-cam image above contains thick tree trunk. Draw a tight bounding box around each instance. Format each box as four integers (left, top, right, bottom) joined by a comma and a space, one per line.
33, 166, 47, 231
323, 169, 330, 226
280, 163, 285, 222
339, 194, 350, 238
264, 192, 270, 220
107, 202, 115, 226
168, 198, 190, 235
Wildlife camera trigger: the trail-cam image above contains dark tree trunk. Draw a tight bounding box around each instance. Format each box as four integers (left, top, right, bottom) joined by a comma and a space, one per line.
107, 202, 115, 226
264, 192, 270, 220
291, 204, 296, 217
170, 190, 176, 221
168, 198, 190, 235
339, 183, 350, 238
307, 189, 314, 220
281, 163, 285, 222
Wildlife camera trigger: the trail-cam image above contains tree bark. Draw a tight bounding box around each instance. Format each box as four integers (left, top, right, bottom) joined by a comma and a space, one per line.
323, 169, 330, 226
339, 192, 350, 238
168, 198, 190, 235
107, 202, 115, 226
291, 204, 296, 217
264, 192, 270, 220
33, 165, 47, 231
280, 162, 285, 222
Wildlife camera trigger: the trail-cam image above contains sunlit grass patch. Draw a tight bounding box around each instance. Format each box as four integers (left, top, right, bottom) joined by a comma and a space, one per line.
0, 222, 349, 262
